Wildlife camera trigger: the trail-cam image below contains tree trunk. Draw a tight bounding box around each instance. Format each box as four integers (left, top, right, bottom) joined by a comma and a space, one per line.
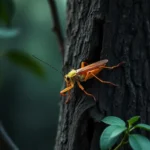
55, 0, 150, 150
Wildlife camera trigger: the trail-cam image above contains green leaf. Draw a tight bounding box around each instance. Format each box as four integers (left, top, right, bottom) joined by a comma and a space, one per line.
134, 123, 150, 131
4, 50, 45, 78
129, 134, 150, 150
0, 0, 15, 25
101, 116, 126, 127
0, 27, 20, 38
127, 116, 140, 127
100, 125, 127, 150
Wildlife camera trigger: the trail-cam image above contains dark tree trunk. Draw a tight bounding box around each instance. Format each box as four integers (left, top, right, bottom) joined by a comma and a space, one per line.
55, 0, 150, 150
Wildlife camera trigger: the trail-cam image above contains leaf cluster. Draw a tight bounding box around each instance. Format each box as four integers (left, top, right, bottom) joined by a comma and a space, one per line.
100, 116, 150, 150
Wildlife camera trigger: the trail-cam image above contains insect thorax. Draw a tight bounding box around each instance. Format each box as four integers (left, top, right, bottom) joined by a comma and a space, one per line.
66, 69, 77, 78
76, 74, 85, 82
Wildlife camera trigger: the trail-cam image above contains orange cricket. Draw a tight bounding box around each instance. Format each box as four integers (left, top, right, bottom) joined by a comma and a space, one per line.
60, 60, 124, 103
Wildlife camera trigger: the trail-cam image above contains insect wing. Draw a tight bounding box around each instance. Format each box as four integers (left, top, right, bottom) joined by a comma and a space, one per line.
77, 59, 108, 73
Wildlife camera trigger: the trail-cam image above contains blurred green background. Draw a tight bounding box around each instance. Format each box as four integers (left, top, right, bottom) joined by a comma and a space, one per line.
0, 0, 66, 149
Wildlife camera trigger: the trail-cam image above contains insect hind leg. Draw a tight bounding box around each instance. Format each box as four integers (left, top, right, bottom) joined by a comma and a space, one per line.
99, 61, 125, 70
88, 71, 118, 87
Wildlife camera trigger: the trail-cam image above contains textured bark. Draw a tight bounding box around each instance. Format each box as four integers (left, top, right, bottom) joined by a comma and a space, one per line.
55, 0, 150, 150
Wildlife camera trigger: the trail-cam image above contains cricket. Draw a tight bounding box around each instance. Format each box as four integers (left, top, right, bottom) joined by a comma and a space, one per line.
32, 56, 124, 104
60, 60, 124, 103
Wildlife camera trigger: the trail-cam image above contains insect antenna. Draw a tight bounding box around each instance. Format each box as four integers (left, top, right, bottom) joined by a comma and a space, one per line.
32, 55, 63, 76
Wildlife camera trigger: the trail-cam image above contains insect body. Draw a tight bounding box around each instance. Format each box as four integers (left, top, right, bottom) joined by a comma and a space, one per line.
60, 59, 124, 103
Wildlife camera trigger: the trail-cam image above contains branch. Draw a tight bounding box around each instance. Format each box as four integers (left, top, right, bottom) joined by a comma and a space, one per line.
47, 0, 65, 57
0, 122, 19, 150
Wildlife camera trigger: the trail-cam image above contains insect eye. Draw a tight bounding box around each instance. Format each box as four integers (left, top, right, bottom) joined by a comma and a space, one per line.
66, 77, 70, 81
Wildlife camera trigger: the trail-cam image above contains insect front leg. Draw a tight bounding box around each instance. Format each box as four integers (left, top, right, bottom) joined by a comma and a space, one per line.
60, 81, 74, 103
60, 84, 74, 96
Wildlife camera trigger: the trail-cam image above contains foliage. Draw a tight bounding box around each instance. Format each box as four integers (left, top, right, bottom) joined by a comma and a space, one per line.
100, 116, 150, 150
4, 50, 45, 78
0, 0, 46, 78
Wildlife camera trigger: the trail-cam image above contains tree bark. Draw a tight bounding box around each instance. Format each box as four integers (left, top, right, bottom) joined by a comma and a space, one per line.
55, 0, 150, 150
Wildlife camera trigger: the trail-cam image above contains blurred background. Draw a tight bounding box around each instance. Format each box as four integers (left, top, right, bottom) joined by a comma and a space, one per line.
0, 0, 66, 149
